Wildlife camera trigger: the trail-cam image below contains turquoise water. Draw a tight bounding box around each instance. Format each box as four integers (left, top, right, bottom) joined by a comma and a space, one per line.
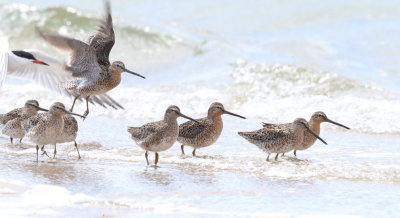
0, 0, 399, 217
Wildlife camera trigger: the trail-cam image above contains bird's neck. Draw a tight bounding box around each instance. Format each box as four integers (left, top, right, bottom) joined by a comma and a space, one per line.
211, 114, 223, 132
108, 68, 122, 87
308, 119, 321, 136
23, 108, 38, 116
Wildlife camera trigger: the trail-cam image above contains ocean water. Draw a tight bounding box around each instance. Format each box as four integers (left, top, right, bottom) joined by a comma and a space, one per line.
0, 0, 399, 217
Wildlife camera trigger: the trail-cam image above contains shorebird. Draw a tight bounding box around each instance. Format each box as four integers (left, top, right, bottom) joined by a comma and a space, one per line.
22, 102, 84, 161
1, 49, 124, 110
262, 111, 349, 156
0, 100, 43, 143
128, 105, 198, 166
177, 102, 246, 156
38, 0, 145, 118
238, 118, 327, 161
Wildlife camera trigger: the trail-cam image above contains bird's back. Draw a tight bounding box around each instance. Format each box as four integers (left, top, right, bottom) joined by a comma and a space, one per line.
128, 120, 165, 142
239, 127, 295, 153
262, 122, 291, 129
0, 108, 23, 125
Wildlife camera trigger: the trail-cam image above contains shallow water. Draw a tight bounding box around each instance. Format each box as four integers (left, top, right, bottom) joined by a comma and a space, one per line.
0, 0, 399, 217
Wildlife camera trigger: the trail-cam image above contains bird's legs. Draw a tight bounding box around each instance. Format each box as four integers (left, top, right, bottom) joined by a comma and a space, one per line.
181, 145, 185, 154
36, 145, 39, 162
10, 137, 13, 144
70, 95, 80, 112
41, 145, 49, 157
74, 141, 81, 159
192, 148, 196, 156
155, 152, 159, 165
83, 96, 90, 118
294, 150, 297, 156
275, 153, 279, 161
266, 154, 270, 161
145, 151, 149, 165
19, 138, 23, 143
53, 144, 57, 159
281, 153, 285, 157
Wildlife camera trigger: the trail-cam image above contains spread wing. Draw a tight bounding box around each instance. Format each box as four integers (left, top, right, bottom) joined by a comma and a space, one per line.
5, 49, 74, 96
39, 31, 101, 77
87, 0, 115, 67
4, 49, 123, 110
178, 118, 208, 139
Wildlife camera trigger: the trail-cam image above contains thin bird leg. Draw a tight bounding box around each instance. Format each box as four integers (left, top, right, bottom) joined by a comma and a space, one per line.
294, 150, 297, 156
74, 141, 81, 159
53, 144, 57, 159
192, 148, 196, 156
275, 153, 279, 161
83, 96, 90, 118
281, 153, 285, 157
10, 137, 13, 144
145, 151, 149, 165
266, 154, 270, 161
155, 152, 159, 165
181, 145, 185, 154
36, 145, 39, 162
41, 145, 49, 157
70, 95, 80, 112
19, 138, 23, 143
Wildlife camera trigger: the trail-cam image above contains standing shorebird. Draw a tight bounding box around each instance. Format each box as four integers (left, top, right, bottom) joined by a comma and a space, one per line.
0, 100, 42, 143
38, 0, 145, 118
238, 118, 327, 161
178, 102, 246, 156
1, 49, 123, 110
22, 102, 84, 161
262, 111, 349, 156
128, 105, 198, 166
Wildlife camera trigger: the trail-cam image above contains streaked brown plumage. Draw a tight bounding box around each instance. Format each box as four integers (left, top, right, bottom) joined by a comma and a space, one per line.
128, 105, 198, 166
178, 102, 246, 156
262, 111, 349, 156
1, 100, 41, 143
57, 114, 80, 159
238, 118, 327, 161
38, 0, 145, 118
22, 102, 84, 161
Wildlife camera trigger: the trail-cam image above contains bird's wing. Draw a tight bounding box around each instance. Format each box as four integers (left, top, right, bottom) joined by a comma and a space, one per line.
89, 93, 124, 109
128, 121, 162, 141
22, 114, 41, 133
239, 128, 289, 142
39, 31, 102, 77
262, 122, 291, 129
0, 108, 23, 125
5, 49, 74, 97
0, 50, 8, 88
178, 118, 208, 139
6, 50, 124, 109
87, 0, 115, 67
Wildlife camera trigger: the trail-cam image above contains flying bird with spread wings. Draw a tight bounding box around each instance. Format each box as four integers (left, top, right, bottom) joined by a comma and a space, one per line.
0, 0, 145, 118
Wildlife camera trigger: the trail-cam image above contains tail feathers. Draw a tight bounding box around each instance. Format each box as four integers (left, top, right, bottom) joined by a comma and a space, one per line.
67, 93, 124, 110
127, 126, 138, 134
